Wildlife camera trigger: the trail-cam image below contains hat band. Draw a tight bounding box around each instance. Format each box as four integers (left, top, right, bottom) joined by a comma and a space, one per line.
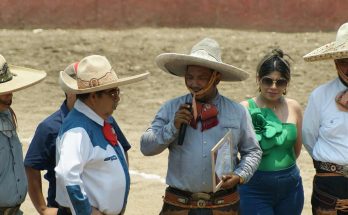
77, 71, 118, 89
0, 63, 13, 83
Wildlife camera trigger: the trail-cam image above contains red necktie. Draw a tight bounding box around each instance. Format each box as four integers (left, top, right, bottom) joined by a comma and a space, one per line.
103, 122, 118, 146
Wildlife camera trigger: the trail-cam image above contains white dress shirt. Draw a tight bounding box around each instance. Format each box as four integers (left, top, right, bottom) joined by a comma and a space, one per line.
303, 78, 348, 165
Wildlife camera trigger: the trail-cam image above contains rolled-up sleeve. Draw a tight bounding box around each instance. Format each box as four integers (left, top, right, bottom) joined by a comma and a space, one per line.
234, 107, 262, 183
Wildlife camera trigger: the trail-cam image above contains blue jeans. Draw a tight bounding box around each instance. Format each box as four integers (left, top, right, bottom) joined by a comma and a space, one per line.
238, 165, 304, 215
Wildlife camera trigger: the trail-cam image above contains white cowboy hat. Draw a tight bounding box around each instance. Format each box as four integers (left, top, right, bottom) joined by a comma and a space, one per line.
0, 55, 46, 96
304, 22, 348, 61
155, 37, 249, 82
59, 55, 149, 94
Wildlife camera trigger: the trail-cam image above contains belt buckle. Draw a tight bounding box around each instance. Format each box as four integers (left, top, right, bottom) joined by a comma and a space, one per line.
191, 192, 211, 201
342, 165, 348, 178
196, 199, 206, 208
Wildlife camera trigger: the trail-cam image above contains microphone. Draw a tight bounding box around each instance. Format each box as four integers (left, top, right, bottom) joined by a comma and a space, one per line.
178, 103, 192, 146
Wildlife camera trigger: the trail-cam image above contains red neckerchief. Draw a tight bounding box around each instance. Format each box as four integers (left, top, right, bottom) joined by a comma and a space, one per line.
103, 122, 118, 146
190, 101, 219, 131
336, 89, 348, 112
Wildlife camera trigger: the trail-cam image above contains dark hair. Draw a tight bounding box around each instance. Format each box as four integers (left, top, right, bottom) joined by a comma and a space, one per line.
257, 48, 292, 81
76, 91, 104, 101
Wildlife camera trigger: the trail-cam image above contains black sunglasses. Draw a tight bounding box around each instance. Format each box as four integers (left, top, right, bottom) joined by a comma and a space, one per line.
260, 77, 288, 88
103, 88, 120, 99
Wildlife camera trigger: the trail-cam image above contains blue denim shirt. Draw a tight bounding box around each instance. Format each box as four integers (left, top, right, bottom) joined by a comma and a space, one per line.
141, 93, 262, 193
0, 109, 27, 207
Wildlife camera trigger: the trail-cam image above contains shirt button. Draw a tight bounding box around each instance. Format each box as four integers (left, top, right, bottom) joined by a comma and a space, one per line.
203, 154, 207, 158
203, 141, 207, 144
202, 182, 206, 185
17, 179, 20, 182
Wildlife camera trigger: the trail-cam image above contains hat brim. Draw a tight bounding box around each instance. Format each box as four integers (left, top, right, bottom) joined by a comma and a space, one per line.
303, 40, 348, 62
155, 53, 249, 82
0, 65, 46, 96
59, 71, 149, 94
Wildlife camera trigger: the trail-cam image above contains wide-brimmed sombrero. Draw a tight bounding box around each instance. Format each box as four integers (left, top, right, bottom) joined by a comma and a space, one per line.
155, 37, 249, 82
0, 55, 46, 96
304, 22, 348, 61
59, 55, 149, 94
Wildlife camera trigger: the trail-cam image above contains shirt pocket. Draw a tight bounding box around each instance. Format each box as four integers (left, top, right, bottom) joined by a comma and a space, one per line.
320, 114, 345, 138
220, 120, 240, 145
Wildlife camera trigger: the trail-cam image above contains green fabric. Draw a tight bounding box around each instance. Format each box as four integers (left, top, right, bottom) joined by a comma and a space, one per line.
247, 99, 297, 171
0, 63, 13, 83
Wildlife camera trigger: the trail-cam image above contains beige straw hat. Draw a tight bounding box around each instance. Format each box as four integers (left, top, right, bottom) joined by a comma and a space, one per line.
59, 55, 149, 94
155, 37, 249, 82
304, 22, 348, 61
0, 54, 46, 96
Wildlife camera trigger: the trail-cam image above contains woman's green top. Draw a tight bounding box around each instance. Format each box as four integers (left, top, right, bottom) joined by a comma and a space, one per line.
247, 99, 297, 171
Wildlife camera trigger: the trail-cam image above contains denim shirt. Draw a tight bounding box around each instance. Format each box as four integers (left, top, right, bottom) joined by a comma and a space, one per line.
0, 109, 27, 207
141, 93, 262, 193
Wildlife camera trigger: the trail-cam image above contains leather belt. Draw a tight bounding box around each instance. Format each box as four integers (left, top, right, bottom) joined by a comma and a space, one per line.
163, 187, 239, 209
313, 160, 348, 178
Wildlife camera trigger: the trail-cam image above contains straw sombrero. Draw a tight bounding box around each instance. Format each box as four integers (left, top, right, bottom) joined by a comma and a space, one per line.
0, 55, 46, 96
304, 22, 348, 61
59, 55, 149, 94
155, 38, 249, 82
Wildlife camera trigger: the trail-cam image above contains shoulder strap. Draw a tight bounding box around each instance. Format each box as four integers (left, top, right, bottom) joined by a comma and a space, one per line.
247, 98, 258, 109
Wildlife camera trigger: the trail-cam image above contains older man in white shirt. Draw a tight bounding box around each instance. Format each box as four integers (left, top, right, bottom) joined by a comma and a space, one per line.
303, 22, 348, 215
55, 55, 148, 215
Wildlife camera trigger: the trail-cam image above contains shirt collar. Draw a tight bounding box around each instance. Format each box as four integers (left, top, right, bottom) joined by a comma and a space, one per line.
211, 91, 221, 106
337, 77, 348, 90
0, 109, 10, 117
74, 99, 104, 126
60, 100, 70, 117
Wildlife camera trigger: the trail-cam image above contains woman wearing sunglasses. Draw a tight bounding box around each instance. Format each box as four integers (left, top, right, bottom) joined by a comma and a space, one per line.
238, 49, 304, 215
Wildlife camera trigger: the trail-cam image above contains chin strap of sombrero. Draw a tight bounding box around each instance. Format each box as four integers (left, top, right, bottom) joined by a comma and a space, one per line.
186, 71, 219, 130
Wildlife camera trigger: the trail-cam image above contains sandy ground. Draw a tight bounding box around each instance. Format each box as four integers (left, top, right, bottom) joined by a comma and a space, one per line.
0, 28, 338, 214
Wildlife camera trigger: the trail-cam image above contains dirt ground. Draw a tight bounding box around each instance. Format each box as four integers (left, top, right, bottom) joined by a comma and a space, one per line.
0, 28, 338, 214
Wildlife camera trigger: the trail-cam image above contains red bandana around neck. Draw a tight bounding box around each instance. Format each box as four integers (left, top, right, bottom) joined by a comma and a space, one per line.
103, 122, 118, 146
190, 102, 219, 131
336, 89, 348, 112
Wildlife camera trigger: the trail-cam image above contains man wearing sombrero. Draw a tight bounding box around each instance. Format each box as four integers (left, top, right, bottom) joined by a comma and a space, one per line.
303, 22, 348, 214
55, 55, 148, 215
0, 54, 46, 215
141, 38, 262, 214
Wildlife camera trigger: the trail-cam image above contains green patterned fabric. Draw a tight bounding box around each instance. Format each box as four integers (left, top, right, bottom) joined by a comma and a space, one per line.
0, 63, 13, 83
247, 99, 297, 171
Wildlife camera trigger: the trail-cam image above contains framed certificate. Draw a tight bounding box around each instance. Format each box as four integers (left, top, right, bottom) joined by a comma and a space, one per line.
211, 129, 233, 193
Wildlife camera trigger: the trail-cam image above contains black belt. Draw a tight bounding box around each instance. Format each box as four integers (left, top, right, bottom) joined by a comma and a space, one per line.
58, 206, 72, 215
313, 160, 348, 178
